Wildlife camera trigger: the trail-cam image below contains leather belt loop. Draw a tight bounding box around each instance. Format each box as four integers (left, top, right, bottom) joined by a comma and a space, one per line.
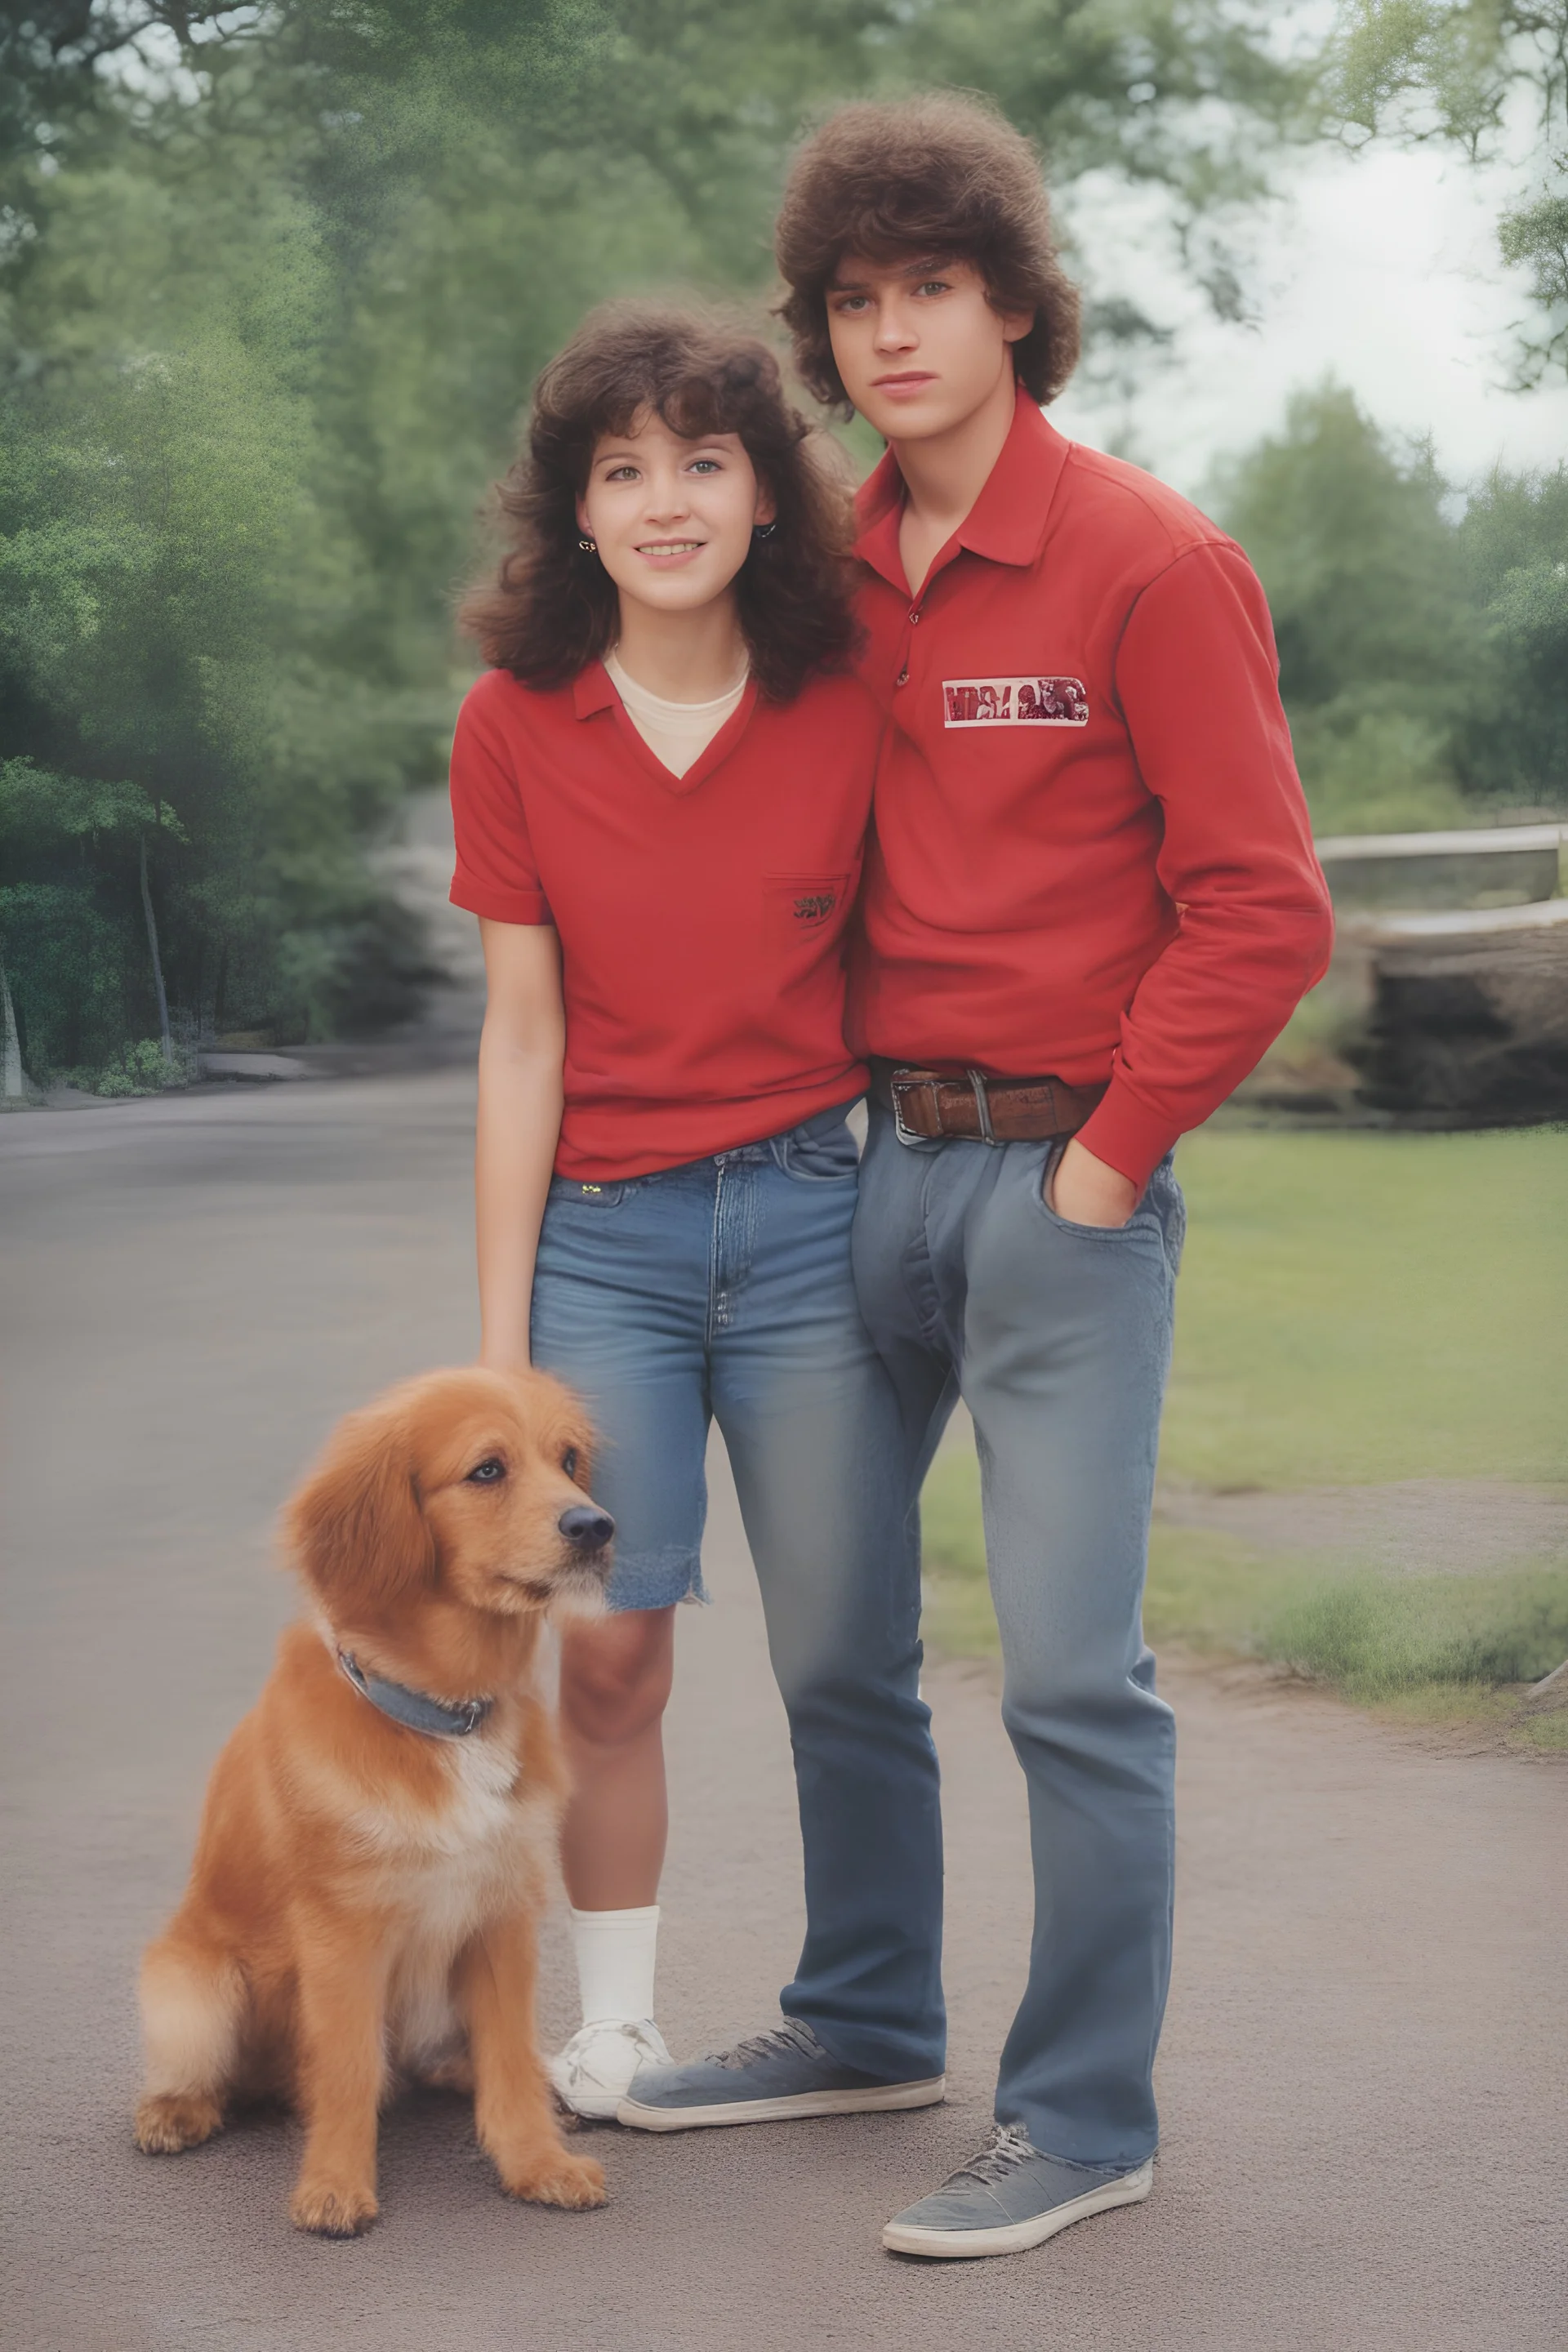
967, 1068, 998, 1146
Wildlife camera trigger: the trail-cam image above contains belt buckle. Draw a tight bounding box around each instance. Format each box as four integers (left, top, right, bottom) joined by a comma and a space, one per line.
890, 1071, 929, 1146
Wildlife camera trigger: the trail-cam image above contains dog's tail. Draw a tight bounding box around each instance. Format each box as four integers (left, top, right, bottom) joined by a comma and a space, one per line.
134, 1929, 245, 2154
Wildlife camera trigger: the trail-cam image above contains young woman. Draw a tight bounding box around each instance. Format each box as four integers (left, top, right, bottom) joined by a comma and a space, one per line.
449, 305, 945, 2123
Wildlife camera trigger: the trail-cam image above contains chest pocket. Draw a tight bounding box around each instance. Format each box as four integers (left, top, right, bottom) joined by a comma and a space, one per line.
763, 871, 854, 953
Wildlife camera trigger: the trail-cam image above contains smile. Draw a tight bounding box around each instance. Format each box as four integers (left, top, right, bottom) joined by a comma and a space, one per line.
636, 540, 706, 555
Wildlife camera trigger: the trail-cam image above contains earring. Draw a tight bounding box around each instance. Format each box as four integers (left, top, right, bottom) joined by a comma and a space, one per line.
577, 536, 597, 552
751, 520, 777, 542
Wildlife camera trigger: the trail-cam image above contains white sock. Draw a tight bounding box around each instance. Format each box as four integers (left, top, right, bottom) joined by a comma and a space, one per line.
569, 1904, 660, 2026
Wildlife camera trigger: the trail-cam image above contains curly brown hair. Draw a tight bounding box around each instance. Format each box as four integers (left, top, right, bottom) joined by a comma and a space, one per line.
774, 92, 1082, 416
460, 301, 858, 703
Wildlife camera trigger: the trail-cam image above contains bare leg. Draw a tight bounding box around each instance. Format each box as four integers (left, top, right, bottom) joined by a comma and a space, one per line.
287, 1935, 390, 2237
460, 1915, 607, 2207
557, 1606, 675, 1909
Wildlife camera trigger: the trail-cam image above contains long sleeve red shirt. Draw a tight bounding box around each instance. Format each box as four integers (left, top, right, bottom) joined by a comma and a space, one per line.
848, 390, 1334, 1187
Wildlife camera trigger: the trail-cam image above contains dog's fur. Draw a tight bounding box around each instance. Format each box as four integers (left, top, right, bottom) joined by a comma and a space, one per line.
133, 1366, 610, 2235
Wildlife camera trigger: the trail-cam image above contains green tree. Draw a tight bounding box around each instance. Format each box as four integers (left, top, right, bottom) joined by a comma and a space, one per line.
1213, 385, 1472, 832
1454, 460, 1568, 800
1214, 383, 1568, 828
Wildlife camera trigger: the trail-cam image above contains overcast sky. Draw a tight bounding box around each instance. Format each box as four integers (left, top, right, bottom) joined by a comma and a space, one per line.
1052, 137, 1568, 503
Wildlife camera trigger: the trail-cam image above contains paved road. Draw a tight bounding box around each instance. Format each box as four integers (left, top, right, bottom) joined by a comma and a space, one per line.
2, 1071, 1564, 2352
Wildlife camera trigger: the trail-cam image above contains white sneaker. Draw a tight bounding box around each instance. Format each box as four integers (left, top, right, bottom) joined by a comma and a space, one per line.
547, 2017, 672, 2120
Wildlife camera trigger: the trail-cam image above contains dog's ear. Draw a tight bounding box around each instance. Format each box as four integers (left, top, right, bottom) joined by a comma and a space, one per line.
284, 1404, 436, 1624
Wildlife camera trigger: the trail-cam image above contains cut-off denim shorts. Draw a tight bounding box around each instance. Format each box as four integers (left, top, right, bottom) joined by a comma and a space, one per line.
528, 1100, 882, 1614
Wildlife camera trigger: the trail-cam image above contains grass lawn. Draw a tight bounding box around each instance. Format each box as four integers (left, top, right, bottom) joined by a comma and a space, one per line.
1160, 1124, 1566, 1488
920, 1125, 1568, 1745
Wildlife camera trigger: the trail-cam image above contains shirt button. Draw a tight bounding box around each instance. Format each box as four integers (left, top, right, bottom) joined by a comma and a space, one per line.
896, 666, 910, 686
908, 608, 921, 624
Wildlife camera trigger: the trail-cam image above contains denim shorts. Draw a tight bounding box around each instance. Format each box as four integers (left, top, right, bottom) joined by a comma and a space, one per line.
529, 1101, 873, 1613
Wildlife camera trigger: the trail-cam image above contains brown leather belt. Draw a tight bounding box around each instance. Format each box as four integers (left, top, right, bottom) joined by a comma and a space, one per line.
869, 1060, 1107, 1145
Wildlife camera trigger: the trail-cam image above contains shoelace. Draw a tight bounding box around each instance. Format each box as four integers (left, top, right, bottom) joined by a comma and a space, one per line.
555, 2017, 665, 2089
943, 2123, 1040, 2186
711, 2017, 823, 2071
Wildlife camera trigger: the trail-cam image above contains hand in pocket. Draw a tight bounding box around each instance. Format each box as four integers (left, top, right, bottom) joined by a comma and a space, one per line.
1046, 1138, 1139, 1229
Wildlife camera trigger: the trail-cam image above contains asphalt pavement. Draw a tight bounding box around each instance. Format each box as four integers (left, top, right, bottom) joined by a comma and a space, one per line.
2, 1069, 1563, 2352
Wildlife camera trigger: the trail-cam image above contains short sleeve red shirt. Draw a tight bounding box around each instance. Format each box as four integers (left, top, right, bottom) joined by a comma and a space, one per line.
448, 662, 879, 1181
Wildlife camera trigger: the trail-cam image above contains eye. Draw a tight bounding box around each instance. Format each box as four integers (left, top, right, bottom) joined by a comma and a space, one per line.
687, 457, 721, 474
562, 1446, 579, 1481
915, 279, 951, 297
604, 464, 639, 482
466, 1457, 506, 1484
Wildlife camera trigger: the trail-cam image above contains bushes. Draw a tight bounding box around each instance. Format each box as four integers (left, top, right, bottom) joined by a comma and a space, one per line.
0, 764, 176, 1078
1261, 1567, 1568, 1701
65, 1038, 187, 1098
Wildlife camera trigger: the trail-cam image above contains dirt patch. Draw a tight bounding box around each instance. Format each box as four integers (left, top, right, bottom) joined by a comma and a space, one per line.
1154, 1477, 1568, 1575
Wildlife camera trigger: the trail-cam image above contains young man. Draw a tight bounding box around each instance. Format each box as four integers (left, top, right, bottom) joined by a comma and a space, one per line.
621, 92, 1333, 2260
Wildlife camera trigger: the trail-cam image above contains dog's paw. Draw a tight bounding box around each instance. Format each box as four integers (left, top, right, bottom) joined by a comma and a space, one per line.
498, 2146, 608, 2209
134, 2092, 222, 2154
289, 2176, 379, 2237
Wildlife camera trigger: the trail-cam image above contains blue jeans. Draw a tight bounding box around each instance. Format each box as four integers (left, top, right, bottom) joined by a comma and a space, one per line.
529, 1102, 946, 2082
853, 1106, 1184, 2167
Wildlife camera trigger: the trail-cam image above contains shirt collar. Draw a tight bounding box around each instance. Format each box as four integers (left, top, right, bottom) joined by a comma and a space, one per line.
572, 655, 759, 797
852, 385, 1073, 594
572, 660, 617, 719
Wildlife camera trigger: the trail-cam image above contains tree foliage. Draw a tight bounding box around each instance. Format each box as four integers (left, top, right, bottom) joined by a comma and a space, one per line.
1214, 383, 1568, 831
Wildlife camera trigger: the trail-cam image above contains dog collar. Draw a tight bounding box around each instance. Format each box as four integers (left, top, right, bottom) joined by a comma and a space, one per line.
336, 1650, 495, 1740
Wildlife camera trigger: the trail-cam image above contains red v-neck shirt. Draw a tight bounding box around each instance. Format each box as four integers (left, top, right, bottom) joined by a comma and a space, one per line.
848, 389, 1334, 1187
448, 659, 880, 1180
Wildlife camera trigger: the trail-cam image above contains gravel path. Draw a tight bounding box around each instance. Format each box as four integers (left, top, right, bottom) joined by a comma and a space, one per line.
2, 1071, 1563, 2352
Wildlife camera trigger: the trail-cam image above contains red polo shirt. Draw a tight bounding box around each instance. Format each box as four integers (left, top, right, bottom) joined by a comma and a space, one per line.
849, 389, 1334, 1187
448, 662, 877, 1180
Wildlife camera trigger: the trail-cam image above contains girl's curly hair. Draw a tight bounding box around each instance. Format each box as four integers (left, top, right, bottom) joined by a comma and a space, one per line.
460, 301, 858, 703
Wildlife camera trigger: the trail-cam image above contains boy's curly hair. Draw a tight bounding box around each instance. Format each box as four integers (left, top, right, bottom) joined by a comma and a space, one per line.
460, 301, 858, 703
775, 92, 1081, 416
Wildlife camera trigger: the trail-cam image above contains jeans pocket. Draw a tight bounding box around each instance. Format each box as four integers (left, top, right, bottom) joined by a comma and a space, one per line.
1032, 1141, 1156, 1241
777, 1116, 862, 1183
546, 1174, 629, 1209
1157, 1165, 1187, 1276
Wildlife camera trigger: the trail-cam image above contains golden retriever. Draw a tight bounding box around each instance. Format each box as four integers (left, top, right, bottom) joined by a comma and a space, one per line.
133, 1365, 612, 2235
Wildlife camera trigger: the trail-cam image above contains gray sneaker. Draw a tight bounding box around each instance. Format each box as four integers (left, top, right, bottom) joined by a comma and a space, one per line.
883, 2123, 1153, 2258
615, 2016, 945, 2132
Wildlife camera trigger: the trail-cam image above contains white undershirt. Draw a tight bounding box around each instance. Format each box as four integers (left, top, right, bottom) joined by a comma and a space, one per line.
604, 648, 748, 778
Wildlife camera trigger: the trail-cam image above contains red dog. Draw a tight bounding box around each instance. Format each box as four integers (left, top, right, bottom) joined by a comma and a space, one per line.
134, 1366, 612, 2235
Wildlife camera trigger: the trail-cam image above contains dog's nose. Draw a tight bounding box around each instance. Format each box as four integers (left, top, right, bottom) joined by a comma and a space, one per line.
559, 1503, 615, 1553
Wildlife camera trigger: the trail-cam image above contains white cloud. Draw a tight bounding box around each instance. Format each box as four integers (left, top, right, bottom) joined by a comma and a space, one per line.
1054, 142, 1568, 500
